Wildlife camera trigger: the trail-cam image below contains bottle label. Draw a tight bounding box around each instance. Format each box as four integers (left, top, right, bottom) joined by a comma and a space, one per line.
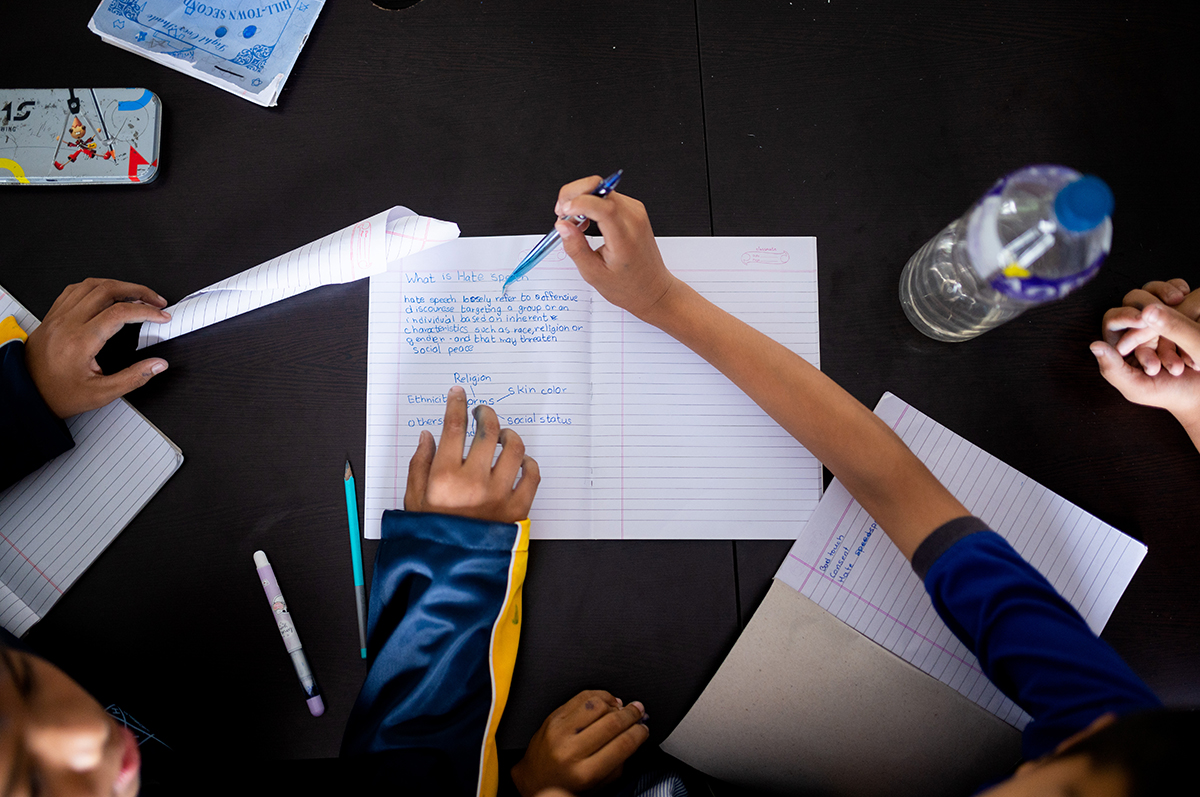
970, 167, 1111, 301
989, 254, 1104, 301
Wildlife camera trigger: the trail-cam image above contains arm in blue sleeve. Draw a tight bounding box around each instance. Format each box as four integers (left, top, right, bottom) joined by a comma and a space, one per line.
1, 340, 74, 490
917, 518, 1160, 759
341, 509, 527, 797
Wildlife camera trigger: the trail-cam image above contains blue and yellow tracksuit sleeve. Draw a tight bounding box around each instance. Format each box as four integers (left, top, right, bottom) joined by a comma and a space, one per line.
1, 321, 75, 490
341, 509, 530, 797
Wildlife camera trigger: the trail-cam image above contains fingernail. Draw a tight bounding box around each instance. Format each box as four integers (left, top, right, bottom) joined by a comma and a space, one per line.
1089, 343, 1104, 359
472, 404, 483, 422
161, 310, 172, 320
630, 700, 645, 715
421, 430, 432, 443
449, 386, 465, 397
150, 361, 167, 374
1144, 306, 1163, 324
156, 294, 166, 304
614, 697, 624, 707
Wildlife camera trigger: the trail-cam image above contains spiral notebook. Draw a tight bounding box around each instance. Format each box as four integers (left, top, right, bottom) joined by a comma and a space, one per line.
1, 285, 183, 636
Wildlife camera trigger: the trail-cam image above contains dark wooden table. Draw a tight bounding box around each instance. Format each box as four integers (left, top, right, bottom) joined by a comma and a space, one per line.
3, 0, 1195, 774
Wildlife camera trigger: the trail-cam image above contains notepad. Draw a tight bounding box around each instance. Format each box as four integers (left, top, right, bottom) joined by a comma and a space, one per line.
1, 286, 183, 636
775, 392, 1148, 728
364, 235, 822, 540
663, 393, 1146, 795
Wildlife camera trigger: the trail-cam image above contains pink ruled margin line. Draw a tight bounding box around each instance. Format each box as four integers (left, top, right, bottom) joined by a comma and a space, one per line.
786, 552, 982, 674
798, 401, 910, 594
787, 398, 983, 675
0, 530, 63, 594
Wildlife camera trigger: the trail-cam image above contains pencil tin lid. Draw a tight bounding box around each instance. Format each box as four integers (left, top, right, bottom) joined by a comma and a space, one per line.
1, 88, 162, 185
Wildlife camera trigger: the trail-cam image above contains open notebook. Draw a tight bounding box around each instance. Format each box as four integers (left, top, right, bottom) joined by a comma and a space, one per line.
663, 393, 1148, 796
365, 235, 823, 540
1, 286, 183, 636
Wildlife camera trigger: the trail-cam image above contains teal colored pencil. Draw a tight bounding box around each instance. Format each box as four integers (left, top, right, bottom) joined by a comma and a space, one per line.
344, 460, 367, 659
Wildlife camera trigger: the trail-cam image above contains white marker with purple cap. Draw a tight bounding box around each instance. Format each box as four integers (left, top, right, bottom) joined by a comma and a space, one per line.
254, 550, 325, 717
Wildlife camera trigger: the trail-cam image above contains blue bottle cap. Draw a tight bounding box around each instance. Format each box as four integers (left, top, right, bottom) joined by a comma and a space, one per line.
1054, 175, 1114, 232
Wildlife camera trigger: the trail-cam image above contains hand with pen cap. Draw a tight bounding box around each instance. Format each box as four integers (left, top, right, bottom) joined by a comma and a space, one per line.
512, 689, 650, 797
1091, 278, 1200, 448
24, 278, 172, 418
404, 385, 540, 523
554, 176, 679, 324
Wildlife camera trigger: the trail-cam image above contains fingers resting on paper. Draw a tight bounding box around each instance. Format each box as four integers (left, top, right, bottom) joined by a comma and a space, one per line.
1093, 278, 1200, 428
554, 176, 678, 323
511, 689, 649, 797
24, 278, 172, 419
404, 386, 540, 523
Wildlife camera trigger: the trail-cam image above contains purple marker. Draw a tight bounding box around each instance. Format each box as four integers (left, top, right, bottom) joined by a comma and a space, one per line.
254, 550, 325, 717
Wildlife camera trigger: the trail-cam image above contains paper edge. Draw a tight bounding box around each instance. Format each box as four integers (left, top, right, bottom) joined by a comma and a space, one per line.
662, 579, 1021, 796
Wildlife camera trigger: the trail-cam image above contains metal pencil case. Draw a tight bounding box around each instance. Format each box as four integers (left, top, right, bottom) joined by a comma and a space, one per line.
1, 88, 161, 185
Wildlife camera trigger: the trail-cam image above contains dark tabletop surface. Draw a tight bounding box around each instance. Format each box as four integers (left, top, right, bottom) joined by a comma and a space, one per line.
2, 0, 1196, 767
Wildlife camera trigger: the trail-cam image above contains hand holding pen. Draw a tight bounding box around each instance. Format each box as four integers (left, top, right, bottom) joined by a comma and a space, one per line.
501, 170, 623, 292
553, 176, 677, 323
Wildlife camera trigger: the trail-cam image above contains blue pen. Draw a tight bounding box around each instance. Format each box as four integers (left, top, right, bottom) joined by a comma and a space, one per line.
344, 460, 367, 659
501, 169, 624, 293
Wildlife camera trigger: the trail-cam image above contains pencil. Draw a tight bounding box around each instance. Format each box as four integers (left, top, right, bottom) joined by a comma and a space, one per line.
344, 460, 368, 659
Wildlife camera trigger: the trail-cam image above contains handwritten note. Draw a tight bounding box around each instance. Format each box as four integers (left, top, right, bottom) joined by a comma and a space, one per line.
137, 208, 459, 348
775, 393, 1148, 728
365, 235, 822, 540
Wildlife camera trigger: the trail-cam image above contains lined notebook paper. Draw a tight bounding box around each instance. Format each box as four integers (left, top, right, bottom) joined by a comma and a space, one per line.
775, 392, 1148, 728
1, 286, 183, 636
365, 236, 822, 540
137, 208, 459, 349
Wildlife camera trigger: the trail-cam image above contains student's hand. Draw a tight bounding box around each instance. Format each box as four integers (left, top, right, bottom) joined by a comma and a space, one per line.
555, 176, 678, 322
511, 690, 649, 797
24, 278, 171, 418
1091, 278, 1200, 438
1100, 279, 1197, 375
404, 386, 540, 523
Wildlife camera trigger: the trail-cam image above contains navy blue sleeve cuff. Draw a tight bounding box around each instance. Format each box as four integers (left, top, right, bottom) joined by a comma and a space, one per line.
911, 515, 990, 580
921, 526, 1161, 759
1, 340, 74, 490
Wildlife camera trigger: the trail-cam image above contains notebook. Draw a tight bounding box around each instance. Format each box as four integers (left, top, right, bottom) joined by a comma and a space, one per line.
663, 393, 1148, 796
1, 285, 183, 636
775, 392, 1147, 727
365, 235, 823, 540
88, 1, 326, 107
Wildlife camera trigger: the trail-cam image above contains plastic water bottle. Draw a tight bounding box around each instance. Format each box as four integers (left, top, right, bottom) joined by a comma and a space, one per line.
899, 165, 1114, 342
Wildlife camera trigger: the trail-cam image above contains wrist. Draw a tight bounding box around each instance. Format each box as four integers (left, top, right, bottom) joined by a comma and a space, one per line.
21, 343, 69, 419
1173, 408, 1200, 452
634, 274, 688, 329
510, 759, 537, 797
